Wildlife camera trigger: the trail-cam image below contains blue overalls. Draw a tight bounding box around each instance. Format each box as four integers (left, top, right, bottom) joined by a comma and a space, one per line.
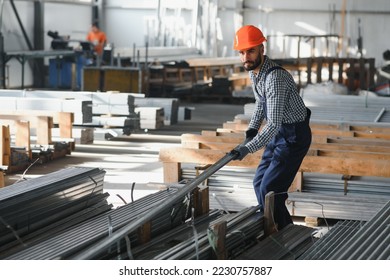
252, 68, 312, 230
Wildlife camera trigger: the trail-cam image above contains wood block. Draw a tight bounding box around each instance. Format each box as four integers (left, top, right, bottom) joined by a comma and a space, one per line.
0, 171, 4, 188
304, 216, 321, 227
1, 126, 11, 166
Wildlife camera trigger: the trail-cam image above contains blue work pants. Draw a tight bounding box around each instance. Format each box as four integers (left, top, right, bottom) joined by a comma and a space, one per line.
253, 108, 312, 230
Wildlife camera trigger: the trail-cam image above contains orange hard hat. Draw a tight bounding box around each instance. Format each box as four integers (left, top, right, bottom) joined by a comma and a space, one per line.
233, 25, 267, 51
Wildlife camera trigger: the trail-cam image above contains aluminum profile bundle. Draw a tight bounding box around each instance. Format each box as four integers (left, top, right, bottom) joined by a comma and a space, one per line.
235, 224, 316, 260
303, 173, 390, 198
0, 193, 111, 258
299, 200, 389, 260
5, 188, 188, 260
151, 206, 263, 260
328, 200, 390, 260
287, 192, 389, 221
0, 167, 107, 250
298, 220, 365, 260
130, 209, 224, 260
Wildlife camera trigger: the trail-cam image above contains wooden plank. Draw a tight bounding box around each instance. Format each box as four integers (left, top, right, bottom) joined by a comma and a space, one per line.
0, 126, 11, 166
225, 120, 390, 135
163, 162, 181, 183
0, 171, 4, 188
193, 186, 210, 217
58, 112, 74, 151
311, 129, 355, 137
182, 133, 244, 144
15, 120, 31, 159
289, 171, 303, 192
182, 133, 390, 154
137, 221, 151, 245
326, 137, 390, 146
315, 149, 390, 160
36, 116, 53, 145
311, 142, 390, 154
159, 147, 390, 177
209, 220, 227, 260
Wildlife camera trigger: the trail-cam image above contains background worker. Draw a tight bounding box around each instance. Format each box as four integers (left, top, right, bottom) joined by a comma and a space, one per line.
231, 25, 312, 230
86, 22, 107, 65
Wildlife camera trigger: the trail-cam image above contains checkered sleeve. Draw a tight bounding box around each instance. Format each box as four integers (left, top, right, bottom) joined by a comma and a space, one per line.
248, 100, 264, 131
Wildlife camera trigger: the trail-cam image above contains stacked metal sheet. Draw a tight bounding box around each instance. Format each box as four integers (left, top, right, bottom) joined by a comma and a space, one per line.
0, 167, 109, 258
299, 199, 390, 260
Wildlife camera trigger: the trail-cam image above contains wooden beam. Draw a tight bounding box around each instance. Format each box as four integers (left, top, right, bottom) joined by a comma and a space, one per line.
36, 116, 53, 145
0, 126, 11, 166
159, 147, 390, 178
209, 220, 227, 260
137, 221, 151, 245
0, 171, 4, 188
15, 120, 31, 159
289, 171, 303, 192
58, 112, 74, 151
162, 162, 181, 183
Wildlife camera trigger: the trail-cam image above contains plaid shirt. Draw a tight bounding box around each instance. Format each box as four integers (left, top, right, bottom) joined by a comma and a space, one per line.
246, 56, 308, 153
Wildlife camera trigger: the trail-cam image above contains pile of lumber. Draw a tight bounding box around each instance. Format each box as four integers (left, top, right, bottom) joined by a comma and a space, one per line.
159, 113, 390, 220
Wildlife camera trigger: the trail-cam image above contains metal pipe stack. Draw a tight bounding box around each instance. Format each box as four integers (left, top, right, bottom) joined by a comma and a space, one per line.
0, 167, 109, 258
4, 187, 188, 260
152, 206, 263, 260
298, 220, 365, 260
287, 192, 389, 221
234, 224, 316, 260
299, 199, 390, 260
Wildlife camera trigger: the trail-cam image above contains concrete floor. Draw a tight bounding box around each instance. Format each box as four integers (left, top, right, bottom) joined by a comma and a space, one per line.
4, 102, 245, 208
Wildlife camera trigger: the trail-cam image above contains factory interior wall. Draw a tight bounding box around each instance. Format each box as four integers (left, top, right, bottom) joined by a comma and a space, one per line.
1, 0, 389, 88
1, 1, 91, 88
233, 0, 390, 67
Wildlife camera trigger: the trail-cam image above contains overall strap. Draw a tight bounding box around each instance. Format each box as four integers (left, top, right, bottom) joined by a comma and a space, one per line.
262, 65, 285, 120
265, 65, 285, 78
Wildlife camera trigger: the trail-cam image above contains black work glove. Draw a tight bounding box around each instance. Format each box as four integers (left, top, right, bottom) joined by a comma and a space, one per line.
244, 128, 258, 144
231, 144, 250, 161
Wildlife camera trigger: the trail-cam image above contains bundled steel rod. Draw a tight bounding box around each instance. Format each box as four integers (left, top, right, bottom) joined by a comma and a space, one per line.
0, 167, 107, 249
299, 200, 389, 260
71, 151, 239, 259
287, 192, 389, 221
235, 224, 315, 260
329, 200, 390, 260
5, 187, 189, 259
298, 220, 365, 260
152, 206, 263, 260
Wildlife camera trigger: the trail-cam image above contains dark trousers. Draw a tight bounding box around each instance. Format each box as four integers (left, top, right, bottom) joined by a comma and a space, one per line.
253, 108, 312, 230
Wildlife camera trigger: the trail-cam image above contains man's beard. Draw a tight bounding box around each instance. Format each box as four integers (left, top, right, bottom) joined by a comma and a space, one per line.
243, 55, 262, 71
